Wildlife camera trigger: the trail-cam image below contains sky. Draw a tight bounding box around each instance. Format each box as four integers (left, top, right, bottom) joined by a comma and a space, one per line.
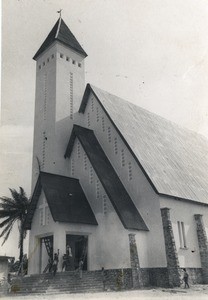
1, 0, 208, 258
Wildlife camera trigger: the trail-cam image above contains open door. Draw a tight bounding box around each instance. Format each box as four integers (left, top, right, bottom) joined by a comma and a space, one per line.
40, 235, 53, 273
65, 235, 88, 270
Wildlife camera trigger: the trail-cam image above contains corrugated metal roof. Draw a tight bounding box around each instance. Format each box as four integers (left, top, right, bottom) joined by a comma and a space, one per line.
33, 18, 87, 60
65, 125, 148, 231
24, 172, 97, 230
80, 84, 208, 204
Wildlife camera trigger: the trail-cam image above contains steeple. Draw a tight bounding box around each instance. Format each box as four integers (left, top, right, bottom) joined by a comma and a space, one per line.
32, 16, 86, 189
33, 18, 87, 60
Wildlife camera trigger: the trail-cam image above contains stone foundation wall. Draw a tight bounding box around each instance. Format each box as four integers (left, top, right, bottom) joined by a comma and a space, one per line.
128, 234, 141, 288
143, 267, 203, 287
140, 268, 170, 287
103, 267, 203, 291
103, 268, 132, 291
160, 208, 181, 287
179, 268, 203, 284
194, 214, 208, 284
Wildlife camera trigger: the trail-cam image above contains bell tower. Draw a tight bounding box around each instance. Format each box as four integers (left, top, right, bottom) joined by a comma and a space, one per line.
32, 16, 87, 190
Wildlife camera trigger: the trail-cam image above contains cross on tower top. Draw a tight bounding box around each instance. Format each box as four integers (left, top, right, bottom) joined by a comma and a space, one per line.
57, 9, 63, 18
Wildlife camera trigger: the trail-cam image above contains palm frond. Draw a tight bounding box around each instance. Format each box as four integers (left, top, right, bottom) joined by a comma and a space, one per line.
0, 220, 14, 239
1, 226, 13, 246
0, 210, 17, 218
0, 186, 30, 257
9, 188, 20, 202
0, 197, 16, 207
0, 217, 14, 228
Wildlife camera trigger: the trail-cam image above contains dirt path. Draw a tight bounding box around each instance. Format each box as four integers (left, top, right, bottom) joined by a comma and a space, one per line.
1, 284, 208, 300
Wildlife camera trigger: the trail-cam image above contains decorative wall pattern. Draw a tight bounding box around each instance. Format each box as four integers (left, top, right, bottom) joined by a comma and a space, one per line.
71, 158, 75, 176
43, 73, 47, 121
70, 72, 73, 119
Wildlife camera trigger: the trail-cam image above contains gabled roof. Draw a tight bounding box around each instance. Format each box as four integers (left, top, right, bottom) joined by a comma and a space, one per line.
79, 84, 208, 205
33, 18, 87, 60
65, 125, 148, 231
24, 172, 97, 230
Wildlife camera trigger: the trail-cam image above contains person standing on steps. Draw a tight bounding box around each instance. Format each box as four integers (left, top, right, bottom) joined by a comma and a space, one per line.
52, 252, 59, 276
183, 268, 189, 288
79, 260, 83, 279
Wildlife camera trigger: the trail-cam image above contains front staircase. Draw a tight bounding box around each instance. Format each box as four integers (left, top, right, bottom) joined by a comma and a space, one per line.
11, 270, 104, 295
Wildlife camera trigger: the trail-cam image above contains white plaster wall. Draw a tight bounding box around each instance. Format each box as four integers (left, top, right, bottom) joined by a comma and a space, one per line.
67, 139, 132, 270
55, 43, 85, 121
160, 197, 208, 268
28, 185, 127, 274
76, 93, 167, 268
28, 190, 54, 274
32, 43, 57, 191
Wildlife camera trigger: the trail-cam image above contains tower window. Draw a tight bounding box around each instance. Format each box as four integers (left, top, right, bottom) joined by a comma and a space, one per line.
72, 60, 76, 65
60, 53, 63, 58
66, 57, 69, 62
39, 65, 41, 70
78, 63, 81, 68
177, 221, 187, 248
43, 62, 45, 66
51, 54, 54, 59
47, 58, 50, 63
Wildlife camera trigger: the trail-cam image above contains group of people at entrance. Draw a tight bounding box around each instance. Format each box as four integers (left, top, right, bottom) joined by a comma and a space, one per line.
47, 245, 75, 276
62, 245, 74, 272
48, 252, 59, 276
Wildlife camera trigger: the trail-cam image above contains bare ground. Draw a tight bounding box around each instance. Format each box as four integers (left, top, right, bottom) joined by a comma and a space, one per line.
1, 284, 208, 300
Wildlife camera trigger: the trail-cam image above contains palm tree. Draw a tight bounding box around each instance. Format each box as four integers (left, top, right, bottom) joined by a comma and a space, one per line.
0, 187, 30, 266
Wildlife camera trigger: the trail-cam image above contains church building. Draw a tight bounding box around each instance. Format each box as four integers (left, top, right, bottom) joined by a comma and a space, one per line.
24, 16, 208, 288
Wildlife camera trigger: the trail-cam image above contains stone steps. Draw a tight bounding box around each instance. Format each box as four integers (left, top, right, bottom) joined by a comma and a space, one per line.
11, 271, 104, 295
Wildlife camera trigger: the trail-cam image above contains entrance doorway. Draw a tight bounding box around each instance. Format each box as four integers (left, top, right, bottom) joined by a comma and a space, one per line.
40, 235, 53, 273
65, 235, 88, 270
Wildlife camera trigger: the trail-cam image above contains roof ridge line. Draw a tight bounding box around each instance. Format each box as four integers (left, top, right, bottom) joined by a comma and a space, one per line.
55, 17, 62, 39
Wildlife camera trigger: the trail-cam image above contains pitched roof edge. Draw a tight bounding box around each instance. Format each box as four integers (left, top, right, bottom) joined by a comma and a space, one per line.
159, 192, 208, 207
33, 18, 87, 60
65, 125, 149, 231
24, 176, 41, 230
24, 172, 85, 230
78, 85, 208, 206
64, 130, 76, 158
78, 84, 160, 195
33, 39, 87, 61
55, 17, 62, 38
